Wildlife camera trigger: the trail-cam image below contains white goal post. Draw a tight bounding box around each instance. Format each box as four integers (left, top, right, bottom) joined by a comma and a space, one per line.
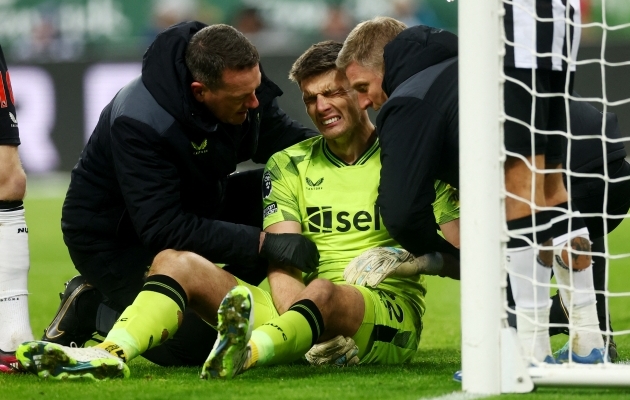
459, 0, 630, 394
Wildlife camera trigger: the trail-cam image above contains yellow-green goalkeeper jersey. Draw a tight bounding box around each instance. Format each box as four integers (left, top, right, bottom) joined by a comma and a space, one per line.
262, 136, 460, 316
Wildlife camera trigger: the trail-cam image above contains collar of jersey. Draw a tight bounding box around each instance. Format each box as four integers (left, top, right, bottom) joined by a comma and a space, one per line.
322, 138, 380, 168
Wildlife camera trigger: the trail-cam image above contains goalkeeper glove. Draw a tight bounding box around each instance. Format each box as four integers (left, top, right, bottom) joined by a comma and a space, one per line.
305, 335, 360, 367
344, 247, 443, 287
260, 232, 320, 273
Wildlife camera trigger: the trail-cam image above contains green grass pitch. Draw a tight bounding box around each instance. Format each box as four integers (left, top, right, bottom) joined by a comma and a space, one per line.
2, 177, 630, 399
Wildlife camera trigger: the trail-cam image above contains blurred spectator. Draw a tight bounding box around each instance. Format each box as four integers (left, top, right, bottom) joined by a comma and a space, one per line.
392, 0, 421, 26
12, 3, 84, 62
417, 1, 439, 27
153, 0, 197, 29
394, 0, 443, 29
231, 5, 299, 55
234, 7, 265, 35
321, 4, 354, 41
145, 0, 199, 44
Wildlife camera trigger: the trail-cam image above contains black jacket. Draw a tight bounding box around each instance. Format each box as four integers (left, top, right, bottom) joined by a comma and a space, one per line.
377, 25, 459, 257
62, 21, 315, 265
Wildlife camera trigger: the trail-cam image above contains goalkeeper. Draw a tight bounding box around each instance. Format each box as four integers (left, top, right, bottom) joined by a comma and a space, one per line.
16, 41, 458, 381
202, 40, 460, 379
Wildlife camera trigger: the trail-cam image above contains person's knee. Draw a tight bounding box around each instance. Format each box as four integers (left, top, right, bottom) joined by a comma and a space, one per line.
149, 249, 193, 278
303, 279, 336, 304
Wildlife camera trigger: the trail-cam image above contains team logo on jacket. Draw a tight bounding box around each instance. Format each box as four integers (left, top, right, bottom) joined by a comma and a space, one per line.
191, 139, 208, 155
306, 177, 324, 190
262, 171, 272, 198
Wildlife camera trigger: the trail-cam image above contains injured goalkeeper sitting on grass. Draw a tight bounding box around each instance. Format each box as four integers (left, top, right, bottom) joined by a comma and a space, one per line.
15, 41, 459, 381
202, 41, 460, 379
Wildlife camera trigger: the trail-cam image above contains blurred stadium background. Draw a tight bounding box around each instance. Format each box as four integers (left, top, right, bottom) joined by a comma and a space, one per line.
2, 0, 630, 175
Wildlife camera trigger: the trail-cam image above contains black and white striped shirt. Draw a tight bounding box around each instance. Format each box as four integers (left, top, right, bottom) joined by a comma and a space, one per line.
503, 0, 581, 71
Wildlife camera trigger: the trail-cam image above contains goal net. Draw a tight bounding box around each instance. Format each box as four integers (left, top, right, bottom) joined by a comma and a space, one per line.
459, 0, 630, 393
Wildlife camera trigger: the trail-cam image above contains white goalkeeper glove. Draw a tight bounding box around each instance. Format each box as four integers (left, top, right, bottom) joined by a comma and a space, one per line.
343, 247, 444, 287
305, 335, 360, 367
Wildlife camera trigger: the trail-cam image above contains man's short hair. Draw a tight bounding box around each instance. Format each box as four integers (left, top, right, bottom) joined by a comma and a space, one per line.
289, 41, 343, 86
337, 17, 407, 74
185, 24, 260, 90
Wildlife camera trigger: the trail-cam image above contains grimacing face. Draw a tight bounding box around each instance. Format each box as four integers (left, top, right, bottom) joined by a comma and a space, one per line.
300, 69, 363, 141
193, 64, 261, 125
344, 61, 387, 111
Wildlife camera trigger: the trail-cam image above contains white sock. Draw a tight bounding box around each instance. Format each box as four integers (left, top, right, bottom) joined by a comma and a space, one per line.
553, 228, 604, 354
515, 307, 552, 362
0, 207, 34, 352
507, 246, 552, 362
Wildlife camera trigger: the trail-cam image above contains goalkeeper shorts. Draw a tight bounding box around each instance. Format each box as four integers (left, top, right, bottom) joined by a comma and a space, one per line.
351, 285, 423, 364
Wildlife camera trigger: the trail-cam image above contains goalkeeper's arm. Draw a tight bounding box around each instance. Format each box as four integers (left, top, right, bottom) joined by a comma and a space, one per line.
439, 219, 460, 249
344, 247, 443, 287
344, 244, 460, 287
435, 219, 461, 280
264, 221, 307, 314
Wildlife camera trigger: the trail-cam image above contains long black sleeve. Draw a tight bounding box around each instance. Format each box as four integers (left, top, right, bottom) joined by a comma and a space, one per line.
377, 97, 456, 257
110, 117, 261, 265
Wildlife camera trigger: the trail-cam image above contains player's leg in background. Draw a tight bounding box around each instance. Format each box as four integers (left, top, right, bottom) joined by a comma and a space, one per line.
544, 167, 605, 360
543, 70, 605, 362
504, 155, 554, 363
553, 157, 630, 361
1, 49, 35, 371
0, 144, 34, 372
503, 67, 554, 363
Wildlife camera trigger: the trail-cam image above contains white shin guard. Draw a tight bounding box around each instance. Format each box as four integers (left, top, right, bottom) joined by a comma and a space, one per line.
0, 207, 34, 351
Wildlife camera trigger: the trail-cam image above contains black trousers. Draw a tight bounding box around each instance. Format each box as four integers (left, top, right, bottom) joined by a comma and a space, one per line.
66, 168, 267, 366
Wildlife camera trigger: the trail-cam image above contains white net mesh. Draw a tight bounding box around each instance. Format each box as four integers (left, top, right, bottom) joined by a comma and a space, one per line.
499, 0, 630, 377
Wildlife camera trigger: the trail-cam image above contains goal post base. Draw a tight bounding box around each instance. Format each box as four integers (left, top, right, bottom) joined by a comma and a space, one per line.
497, 327, 630, 391
501, 327, 535, 393
530, 363, 630, 388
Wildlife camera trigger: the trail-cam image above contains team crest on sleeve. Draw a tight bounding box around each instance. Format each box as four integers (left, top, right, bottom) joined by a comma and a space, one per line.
262, 171, 272, 198
263, 202, 278, 218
